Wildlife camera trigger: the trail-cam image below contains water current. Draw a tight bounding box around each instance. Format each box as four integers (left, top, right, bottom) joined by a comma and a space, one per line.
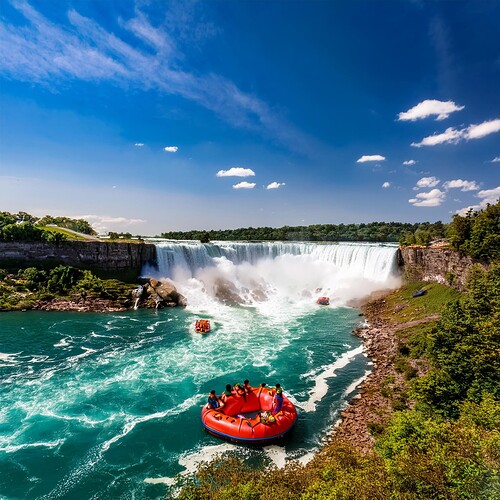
1, 242, 400, 499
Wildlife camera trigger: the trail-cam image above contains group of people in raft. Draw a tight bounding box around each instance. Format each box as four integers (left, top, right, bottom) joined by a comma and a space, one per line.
208, 381, 284, 417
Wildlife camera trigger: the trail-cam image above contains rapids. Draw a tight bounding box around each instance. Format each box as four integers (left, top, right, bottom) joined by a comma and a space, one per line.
0, 241, 400, 498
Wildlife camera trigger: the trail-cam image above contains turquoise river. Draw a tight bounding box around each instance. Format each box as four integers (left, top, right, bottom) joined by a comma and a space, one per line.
0, 242, 400, 499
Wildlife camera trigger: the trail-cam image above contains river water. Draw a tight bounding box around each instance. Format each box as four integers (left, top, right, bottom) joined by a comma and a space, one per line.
0, 242, 399, 498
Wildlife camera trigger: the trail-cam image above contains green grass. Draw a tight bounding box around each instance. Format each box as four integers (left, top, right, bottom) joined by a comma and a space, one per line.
39, 226, 89, 240
381, 281, 460, 324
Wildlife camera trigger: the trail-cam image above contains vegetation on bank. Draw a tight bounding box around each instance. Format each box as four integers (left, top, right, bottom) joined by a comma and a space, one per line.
399, 200, 499, 261
36, 215, 96, 235
160, 221, 448, 243
174, 264, 500, 499
0, 212, 67, 242
0, 265, 135, 311
447, 201, 499, 261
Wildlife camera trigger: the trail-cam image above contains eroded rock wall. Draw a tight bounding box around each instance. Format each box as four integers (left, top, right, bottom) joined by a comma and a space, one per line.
0, 241, 156, 274
399, 247, 484, 291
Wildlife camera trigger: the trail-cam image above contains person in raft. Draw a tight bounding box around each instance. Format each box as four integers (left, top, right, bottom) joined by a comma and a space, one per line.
271, 384, 284, 415
234, 383, 246, 401
220, 384, 233, 404
207, 390, 223, 409
243, 379, 252, 394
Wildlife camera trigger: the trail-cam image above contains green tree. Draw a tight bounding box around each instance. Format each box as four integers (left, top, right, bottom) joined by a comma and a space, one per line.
411, 262, 500, 417
47, 266, 83, 294
465, 202, 500, 261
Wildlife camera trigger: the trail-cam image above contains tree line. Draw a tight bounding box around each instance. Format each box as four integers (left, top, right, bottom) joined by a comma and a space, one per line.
161, 221, 448, 243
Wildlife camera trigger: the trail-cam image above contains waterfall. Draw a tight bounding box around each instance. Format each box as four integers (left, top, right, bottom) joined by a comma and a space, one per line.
143, 241, 399, 283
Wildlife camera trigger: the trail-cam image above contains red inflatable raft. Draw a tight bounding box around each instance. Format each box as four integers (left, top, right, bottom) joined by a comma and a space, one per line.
316, 296, 330, 305
195, 319, 211, 334
201, 386, 297, 444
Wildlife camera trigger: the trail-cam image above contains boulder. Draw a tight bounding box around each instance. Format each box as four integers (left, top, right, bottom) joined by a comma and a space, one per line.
214, 278, 244, 305
140, 279, 187, 308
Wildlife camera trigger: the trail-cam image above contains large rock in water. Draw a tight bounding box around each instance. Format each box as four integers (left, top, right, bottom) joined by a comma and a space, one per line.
144, 279, 187, 308
214, 278, 244, 305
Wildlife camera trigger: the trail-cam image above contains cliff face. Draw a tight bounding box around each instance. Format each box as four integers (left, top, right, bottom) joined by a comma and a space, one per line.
0, 241, 156, 274
399, 246, 482, 291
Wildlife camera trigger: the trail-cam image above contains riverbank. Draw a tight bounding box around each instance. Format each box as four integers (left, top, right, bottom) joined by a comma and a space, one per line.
330, 282, 459, 454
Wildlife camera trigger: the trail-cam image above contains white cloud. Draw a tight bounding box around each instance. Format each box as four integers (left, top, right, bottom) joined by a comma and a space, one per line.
477, 186, 500, 205
233, 181, 256, 189
455, 205, 478, 216
164, 146, 178, 153
266, 182, 286, 190
409, 189, 446, 207
403, 160, 417, 166
455, 186, 500, 215
412, 118, 500, 147
357, 154, 386, 163
464, 119, 500, 140
134, 143, 144, 147
217, 167, 255, 177
415, 176, 440, 189
398, 99, 464, 121
78, 214, 146, 233
382, 182, 391, 188
491, 156, 500, 163
412, 127, 463, 147
443, 179, 479, 192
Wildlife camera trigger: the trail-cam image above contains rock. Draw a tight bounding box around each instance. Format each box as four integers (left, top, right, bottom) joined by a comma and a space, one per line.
140, 279, 187, 309
213, 278, 244, 305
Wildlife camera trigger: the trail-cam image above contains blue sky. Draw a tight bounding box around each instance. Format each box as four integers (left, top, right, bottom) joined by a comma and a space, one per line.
0, 0, 499, 235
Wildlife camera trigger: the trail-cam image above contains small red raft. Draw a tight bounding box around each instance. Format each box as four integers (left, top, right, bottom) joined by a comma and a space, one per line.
195, 319, 211, 334
201, 386, 297, 444
316, 296, 330, 305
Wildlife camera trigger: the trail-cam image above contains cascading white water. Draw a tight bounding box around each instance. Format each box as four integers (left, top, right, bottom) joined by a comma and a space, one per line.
143, 241, 401, 308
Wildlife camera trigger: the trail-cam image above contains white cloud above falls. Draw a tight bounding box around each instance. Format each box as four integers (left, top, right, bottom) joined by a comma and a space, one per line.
217, 167, 256, 177
412, 119, 500, 147
443, 179, 479, 192
266, 182, 286, 190
398, 99, 464, 121
356, 154, 386, 163
409, 189, 446, 207
233, 181, 256, 189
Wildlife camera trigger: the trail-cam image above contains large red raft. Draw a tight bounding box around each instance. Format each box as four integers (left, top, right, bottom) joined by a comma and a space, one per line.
201, 386, 298, 444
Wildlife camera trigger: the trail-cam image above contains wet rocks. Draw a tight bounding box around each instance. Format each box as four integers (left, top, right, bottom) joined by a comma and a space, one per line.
142, 279, 187, 308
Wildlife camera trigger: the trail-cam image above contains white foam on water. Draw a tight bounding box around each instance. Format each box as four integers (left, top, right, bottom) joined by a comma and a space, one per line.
0, 351, 21, 363
53, 337, 71, 348
42, 410, 119, 427
297, 451, 316, 465
1, 439, 64, 454
343, 370, 371, 397
263, 444, 287, 468
301, 345, 364, 412
143, 477, 174, 485
101, 394, 202, 453
41, 446, 104, 500
145, 443, 240, 487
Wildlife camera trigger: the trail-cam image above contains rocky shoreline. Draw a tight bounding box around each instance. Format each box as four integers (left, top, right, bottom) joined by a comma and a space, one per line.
332, 293, 435, 455
33, 297, 129, 313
